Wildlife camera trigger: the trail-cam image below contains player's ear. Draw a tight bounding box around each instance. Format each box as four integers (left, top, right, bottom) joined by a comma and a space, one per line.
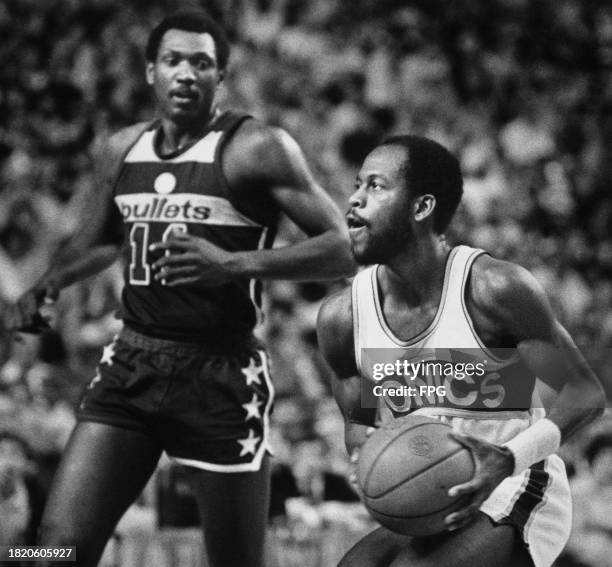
217, 69, 225, 86
413, 194, 436, 223
146, 62, 155, 86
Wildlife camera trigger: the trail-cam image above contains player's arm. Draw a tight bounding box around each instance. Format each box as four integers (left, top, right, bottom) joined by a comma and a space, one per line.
317, 287, 376, 455
231, 123, 355, 281
4, 125, 142, 331
445, 257, 605, 530
36, 132, 129, 291
150, 122, 356, 285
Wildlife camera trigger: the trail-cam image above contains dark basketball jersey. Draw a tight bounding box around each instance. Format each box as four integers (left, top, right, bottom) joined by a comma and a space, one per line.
113, 112, 274, 343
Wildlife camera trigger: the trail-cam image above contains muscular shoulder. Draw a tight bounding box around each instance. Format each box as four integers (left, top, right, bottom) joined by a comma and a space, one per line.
226, 119, 295, 161
223, 119, 312, 188
317, 286, 357, 379
108, 122, 150, 154
92, 122, 150, 185
468, 254, 556, 341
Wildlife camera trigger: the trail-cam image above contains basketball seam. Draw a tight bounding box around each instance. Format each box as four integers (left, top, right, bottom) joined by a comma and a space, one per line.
363, 422, 465, 499
367, 493, 466, 520
364, 421, 436, 490
366, 440, 470, 499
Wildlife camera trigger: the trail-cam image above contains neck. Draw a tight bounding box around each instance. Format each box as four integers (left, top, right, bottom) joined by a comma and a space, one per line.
159, 106, 220, 153
381, 235, 451, 306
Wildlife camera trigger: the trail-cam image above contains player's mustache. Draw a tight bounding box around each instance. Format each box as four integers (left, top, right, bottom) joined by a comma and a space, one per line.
346, 210, 368, 227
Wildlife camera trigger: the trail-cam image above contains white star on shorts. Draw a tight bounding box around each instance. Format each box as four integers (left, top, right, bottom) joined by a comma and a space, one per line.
237, 429, 261, 457
100, 342, 116, 366
242, 394, 263, 421
241, 357, 263, 386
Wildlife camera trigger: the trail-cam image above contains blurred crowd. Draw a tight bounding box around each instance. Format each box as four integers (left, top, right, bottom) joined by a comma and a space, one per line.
0, 0, 611, 564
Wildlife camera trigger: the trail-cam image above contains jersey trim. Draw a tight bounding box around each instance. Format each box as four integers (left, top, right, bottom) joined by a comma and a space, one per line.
412, 407, 532, 420
352, 272, 363, 375
169, 349, 275, 473
459, 250, 519, 364
500, 460, 550, 540
249, 226, 269, 323
212, 114, 279, 240
110, 121, 156, 198
148, 111, 224, 161
371, 247, 457, 347
213, 114, 253, 204
521, 461, 551, 541
125, 130, 222, 163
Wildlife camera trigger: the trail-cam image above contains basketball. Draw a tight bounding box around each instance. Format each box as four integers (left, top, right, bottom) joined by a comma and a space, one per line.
357, 415, 475, 536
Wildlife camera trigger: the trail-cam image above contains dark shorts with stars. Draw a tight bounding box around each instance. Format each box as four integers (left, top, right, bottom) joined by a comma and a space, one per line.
77, 327, 274, 472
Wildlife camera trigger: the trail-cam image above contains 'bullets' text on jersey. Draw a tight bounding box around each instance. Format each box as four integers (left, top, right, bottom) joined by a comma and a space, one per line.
113, 112, 274, 342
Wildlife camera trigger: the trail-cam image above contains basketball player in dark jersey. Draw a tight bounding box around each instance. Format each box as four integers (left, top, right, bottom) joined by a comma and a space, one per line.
317, 136, 605, 567
5, 10, 354, 567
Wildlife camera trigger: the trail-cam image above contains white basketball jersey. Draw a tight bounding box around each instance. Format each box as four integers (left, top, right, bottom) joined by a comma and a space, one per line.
352, 245, 537, 439
350, 245, 571, 567
352, 245, 486, 356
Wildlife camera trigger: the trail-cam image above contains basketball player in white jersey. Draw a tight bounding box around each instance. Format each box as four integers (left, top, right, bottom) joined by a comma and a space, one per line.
317, 136, 605, 567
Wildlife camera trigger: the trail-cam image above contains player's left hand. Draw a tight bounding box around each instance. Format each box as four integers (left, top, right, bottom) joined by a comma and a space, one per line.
347, 426, 376, 499
149, 232, 245, 287
444, 432, 514, 532
3, 286, 54, 336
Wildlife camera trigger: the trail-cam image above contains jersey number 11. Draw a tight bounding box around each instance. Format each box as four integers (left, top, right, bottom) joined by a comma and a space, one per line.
128, 222, 187, 285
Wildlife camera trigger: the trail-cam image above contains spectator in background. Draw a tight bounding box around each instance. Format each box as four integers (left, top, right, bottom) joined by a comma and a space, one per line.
0, 432, 38, 547
566, 432, 612, 567
0, 2, 610, 561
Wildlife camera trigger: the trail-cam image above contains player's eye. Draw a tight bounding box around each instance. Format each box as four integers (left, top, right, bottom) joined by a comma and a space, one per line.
193, 58, 213, 71
162, 55, 179, 66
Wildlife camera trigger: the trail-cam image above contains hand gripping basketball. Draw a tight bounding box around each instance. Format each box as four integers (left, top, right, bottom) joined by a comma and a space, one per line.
443, 432, 514, 531
357, 416, 476, 536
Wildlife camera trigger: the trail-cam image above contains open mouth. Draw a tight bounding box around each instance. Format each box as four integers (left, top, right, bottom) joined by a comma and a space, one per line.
170, 90, 197, 104
346, 213, 367, 230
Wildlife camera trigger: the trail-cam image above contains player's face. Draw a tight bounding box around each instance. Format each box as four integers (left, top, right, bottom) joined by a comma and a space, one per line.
146, 30, 222, 124
347, 145, 414, 265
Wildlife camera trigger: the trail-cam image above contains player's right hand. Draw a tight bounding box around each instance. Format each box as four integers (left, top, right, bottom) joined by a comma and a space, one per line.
444, 432, 514, 531
4, 286, 54, 334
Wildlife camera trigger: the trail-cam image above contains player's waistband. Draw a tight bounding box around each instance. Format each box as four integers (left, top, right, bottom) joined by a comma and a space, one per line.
411, 407, 533, 420
119, 326, 261, 356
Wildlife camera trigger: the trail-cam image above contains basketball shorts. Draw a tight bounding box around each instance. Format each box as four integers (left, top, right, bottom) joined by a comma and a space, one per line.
480, 454, 571, 567
77, 327, 274, 472
408, 408, 572, 567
